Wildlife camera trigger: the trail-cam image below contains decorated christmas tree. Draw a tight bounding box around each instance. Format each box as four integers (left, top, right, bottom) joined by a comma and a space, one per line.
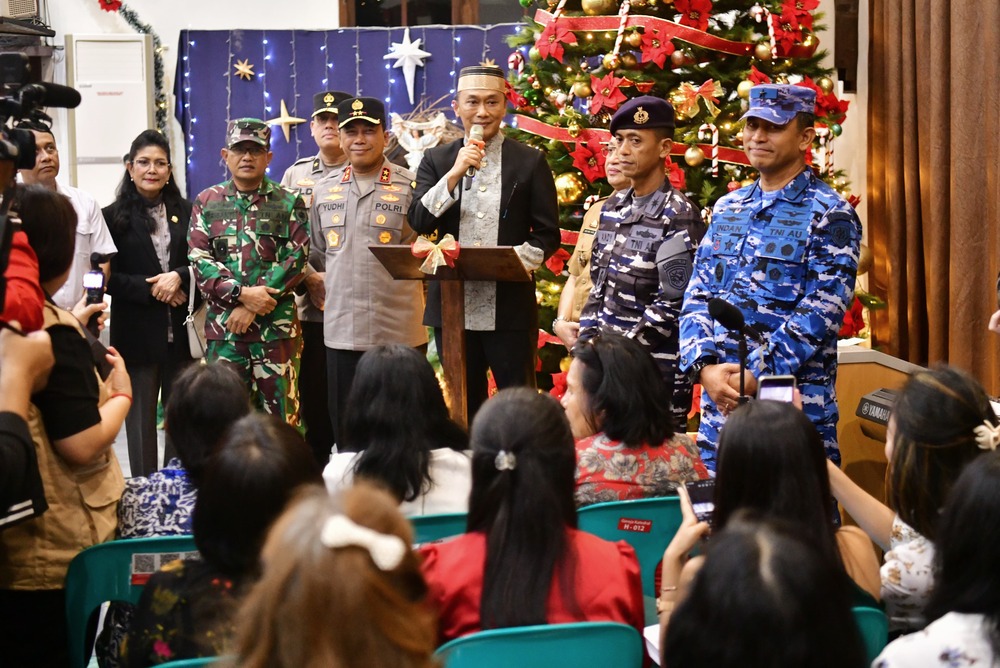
502, 0, 855, 388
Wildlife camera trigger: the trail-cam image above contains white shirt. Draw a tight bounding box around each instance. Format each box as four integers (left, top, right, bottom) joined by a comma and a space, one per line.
51, 183, 117, 310
323, 448, 472, 516
874, 612, 998, 667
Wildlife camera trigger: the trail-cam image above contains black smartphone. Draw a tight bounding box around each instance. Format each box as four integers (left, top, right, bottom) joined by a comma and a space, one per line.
757, 374, 797, 403
685, 479, 716, 525
83, 269, 105, 337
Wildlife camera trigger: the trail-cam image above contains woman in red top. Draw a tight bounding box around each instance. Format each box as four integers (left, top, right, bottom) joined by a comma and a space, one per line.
419, 388, 646, 649
562, 333, 708, 507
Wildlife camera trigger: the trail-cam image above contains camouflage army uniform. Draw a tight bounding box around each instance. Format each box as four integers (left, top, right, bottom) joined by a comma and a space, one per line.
188, 176, 309, 425
579, 180, 706, 425
679, 168, 861, 467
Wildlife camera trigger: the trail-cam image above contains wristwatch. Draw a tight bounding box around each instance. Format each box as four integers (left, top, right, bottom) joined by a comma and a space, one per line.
230, 283, 243, 302
688, 356, 718, 383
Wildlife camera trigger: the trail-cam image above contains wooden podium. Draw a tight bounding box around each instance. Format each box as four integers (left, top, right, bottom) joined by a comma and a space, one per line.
370, 244, 531, 426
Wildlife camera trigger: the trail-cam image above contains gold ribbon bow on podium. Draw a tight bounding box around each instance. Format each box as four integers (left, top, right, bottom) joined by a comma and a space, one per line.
411, 234, 461, 274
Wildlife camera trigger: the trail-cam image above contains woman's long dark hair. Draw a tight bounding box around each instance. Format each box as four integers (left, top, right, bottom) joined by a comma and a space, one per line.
713, 400, 842, 568
887, 366, 996, 541
345, 345, 467, 503
467, 388, 579, 629
571, 333, 674, 446
109, 129, 184, 235
924, 451, 1000, 657
664, 514, 866, 668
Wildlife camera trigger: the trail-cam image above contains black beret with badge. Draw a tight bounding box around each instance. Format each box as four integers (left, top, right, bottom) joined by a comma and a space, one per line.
609, 95, 676, 135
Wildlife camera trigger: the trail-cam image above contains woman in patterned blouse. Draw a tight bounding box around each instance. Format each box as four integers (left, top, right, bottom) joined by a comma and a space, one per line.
562, 333, 708, 507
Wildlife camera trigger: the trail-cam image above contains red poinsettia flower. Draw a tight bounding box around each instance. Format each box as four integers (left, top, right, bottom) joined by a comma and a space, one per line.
838, 295, 865, 338
675, 0, 713, 32
797, 77, 850, 124
537, 22, 578, 63
589, 73, 628, 115
664, 157, 686, 190
570, 142, 607, 183
783, 0, 819, 30
749, 65, 772, 85
98, 0, 122, 11
545, 247, 572, 275
550, 369, 568, 401
771, 12, 803, 55
640, 27, 675, 69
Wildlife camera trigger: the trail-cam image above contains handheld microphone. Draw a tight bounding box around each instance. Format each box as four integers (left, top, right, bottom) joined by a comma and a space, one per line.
466, 124, 484, 178
708, 298, 766, 344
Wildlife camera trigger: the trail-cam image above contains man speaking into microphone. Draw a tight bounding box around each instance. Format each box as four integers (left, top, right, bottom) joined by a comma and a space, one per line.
409, 64, 559, 421
679, 84, 861, 469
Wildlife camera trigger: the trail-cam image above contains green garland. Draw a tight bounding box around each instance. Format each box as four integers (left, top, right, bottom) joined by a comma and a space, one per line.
115, 3, 167, 133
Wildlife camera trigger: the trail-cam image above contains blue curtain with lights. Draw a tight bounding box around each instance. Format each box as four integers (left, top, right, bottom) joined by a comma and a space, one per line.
175, 26, 521, 198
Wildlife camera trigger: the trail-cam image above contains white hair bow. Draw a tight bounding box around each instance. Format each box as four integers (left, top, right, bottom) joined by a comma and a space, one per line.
320, 514, 407, 571
974, 420, 1000, 451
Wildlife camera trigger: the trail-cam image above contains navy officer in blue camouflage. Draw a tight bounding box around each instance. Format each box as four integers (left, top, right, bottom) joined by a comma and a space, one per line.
578, 96, 706, 427
680, 84, 862, 470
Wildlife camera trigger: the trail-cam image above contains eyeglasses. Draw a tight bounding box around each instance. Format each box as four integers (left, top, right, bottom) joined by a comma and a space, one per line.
132, 158, 170, 169
228, 145, 267, 157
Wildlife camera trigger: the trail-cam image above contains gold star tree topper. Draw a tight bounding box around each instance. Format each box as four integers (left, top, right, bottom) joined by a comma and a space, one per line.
267, 100, 306, 142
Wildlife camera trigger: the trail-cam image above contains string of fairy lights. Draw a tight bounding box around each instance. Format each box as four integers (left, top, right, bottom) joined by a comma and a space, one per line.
180, 25, 521, 190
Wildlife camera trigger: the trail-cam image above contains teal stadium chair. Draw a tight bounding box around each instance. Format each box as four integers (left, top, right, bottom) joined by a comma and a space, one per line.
577, 496, 682, 596
853, 605, 889, 665
434, 622, 644, 668
64, 535, 198, 668
409, 512, 468, 544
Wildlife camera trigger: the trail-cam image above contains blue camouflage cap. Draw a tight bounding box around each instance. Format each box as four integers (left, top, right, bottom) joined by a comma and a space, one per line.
740, 84, 816, 125
609, 95, 676, 135
226, 118, 271, 148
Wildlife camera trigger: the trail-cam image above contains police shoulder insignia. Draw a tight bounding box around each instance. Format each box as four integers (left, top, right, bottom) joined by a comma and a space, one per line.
380, 167, 391, 183
633, 106, 649, 124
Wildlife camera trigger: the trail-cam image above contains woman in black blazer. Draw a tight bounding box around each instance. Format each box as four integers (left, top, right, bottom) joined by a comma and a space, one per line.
103, 130, 195, 477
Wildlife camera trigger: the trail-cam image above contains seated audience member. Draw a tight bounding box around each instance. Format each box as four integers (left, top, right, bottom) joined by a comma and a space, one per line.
0, 185, 131, 667
324, 345, 470, 515
420, 388, 646, 648
122, 413, 322, 667
235, 483, 437, 668
660, 400, 881, 609
562, 333, 708, 506
874, 450, 1000, 667
118, 361, 250, 537
827, 366, 995, 632
662, 515, 866, 668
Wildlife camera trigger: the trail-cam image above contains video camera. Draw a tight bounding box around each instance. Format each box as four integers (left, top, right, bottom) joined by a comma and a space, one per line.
0, 53, 82, 311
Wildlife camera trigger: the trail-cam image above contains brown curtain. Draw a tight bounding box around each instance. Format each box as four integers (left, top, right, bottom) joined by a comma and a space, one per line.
868, 0, 1000, 394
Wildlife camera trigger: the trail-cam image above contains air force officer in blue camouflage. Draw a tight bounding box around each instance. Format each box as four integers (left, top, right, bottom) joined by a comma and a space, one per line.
680, 84, 862, 469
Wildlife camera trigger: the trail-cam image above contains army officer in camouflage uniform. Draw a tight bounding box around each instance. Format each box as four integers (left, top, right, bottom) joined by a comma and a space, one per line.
680, 84, 862, 469
280, 89, 351, 463
310, 97, 426, 446
188, 118, 308, 426
578, 96, 706, 427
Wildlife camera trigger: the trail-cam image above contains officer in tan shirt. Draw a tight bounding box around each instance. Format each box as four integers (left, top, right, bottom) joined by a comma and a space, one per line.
310, 97, 426, 447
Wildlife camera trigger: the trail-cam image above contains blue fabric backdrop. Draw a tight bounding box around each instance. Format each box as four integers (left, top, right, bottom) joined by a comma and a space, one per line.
175, 26, 522, 198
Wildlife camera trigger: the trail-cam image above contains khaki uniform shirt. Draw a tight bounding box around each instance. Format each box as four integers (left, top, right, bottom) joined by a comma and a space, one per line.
310, 159, 427, 351
567, 197, 606, 321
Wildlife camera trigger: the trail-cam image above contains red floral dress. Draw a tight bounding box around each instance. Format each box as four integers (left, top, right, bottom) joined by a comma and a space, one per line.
574, 432, 709, 507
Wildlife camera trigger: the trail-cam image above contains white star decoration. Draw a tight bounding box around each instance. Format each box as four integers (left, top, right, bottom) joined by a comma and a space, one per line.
383, 27, 432, 105
266, 99, 306, 143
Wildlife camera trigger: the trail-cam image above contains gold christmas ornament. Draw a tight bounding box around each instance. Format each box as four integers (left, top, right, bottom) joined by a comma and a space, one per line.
602, 53, 621, 70
567, 121, 582, 138
684, 145, 705, 167
737, 80, 754, 98
857, 244, 873, 276
532, 80, 542, 89
620, 52, 638, 68
754, 43, 772, 60
582, 0, 617, 14
802, 33, 818, 48
625, 31, 643, 48
544, 86, 553, 95
572, 80, 593, 98
817, 76, 835, 93
740, 178, 755, 187
670, 50, 687, 68
554, 172, 586, 204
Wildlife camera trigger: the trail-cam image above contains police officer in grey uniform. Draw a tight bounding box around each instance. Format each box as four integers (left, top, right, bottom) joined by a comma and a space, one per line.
579, 96, 707, 427
310, 97, 427, 449
280, 89, 351, 464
